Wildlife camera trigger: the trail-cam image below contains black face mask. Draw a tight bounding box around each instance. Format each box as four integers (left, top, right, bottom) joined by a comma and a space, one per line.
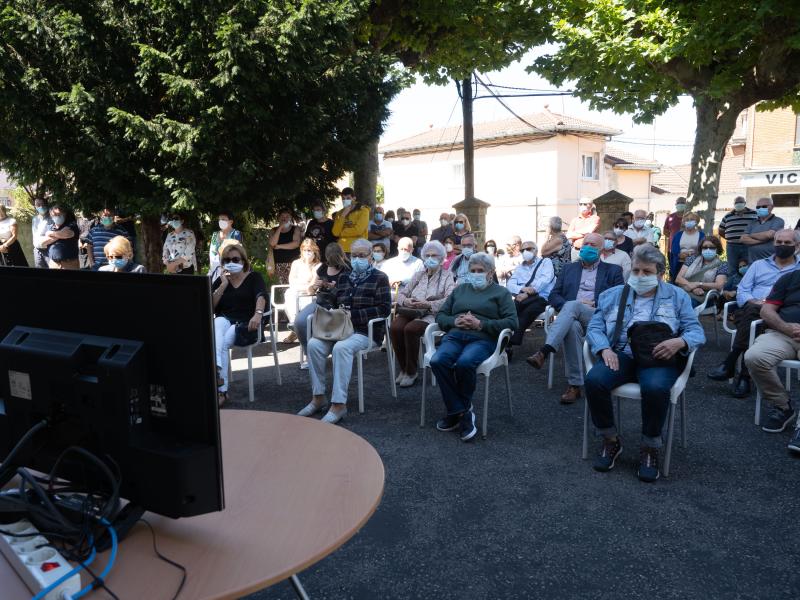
774, 245, 796, 259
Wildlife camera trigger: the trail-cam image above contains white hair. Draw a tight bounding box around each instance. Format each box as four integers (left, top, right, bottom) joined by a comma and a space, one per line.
421, 240, 446, 259
468, 251, 495, 272
350, 238, 372, 254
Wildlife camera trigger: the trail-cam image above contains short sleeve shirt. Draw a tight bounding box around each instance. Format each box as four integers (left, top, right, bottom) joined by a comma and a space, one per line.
368, 220, 393, 251
304, 219, 335, 257
745, 214, 785, 262
212, 272, 267, 322
766, 271, 800, 325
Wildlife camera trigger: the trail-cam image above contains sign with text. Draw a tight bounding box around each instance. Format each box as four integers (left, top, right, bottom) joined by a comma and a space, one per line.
741, 169, 800, 188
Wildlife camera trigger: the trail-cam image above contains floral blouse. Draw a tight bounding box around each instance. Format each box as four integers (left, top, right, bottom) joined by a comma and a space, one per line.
543, 233, 572, 277
163, 229, 198, 270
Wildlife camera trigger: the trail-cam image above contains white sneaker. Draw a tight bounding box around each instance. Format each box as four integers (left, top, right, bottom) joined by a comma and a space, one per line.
399, 373, 418, 388
297, 401, 326, 417
321, 407, 347, 424
395, 372, 405, 384
300, 361, 309, 370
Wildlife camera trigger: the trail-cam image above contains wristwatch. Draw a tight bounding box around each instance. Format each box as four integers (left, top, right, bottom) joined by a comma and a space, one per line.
255, 309, 264, 315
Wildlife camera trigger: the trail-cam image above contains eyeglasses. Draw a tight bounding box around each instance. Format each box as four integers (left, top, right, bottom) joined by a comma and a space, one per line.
756, 205, 770, 209
225, 257, 242, 263
521, 247, 535, 252
701, 246, 716, 251
455, 221, 465, 225
108, 255, 126, 260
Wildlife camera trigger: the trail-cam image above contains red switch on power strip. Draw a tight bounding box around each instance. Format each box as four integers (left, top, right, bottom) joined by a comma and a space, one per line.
40, 562, 60, 572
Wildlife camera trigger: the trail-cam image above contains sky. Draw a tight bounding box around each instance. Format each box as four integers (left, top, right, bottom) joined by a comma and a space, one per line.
380, 52, 698, 167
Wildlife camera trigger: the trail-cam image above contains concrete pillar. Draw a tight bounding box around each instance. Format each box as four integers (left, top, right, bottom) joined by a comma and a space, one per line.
453, 197, 490, 247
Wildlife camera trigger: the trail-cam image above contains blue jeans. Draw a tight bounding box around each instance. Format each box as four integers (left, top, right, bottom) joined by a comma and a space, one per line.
430, 330, 495, 416
584, 352, 681, 448
294, 301, 317, 351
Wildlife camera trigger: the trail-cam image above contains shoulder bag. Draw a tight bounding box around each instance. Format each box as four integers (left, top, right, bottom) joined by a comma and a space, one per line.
312, 305, 354, 341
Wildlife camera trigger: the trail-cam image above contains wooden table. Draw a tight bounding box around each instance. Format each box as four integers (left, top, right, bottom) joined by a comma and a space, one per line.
1, 410, 385, 599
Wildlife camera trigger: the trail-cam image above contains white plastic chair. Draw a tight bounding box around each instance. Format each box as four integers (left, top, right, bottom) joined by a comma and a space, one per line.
581, 341, 695, 477
270, 284, 290, 332
748, 319, 800, 426
306, 312, 397, 413
693, 290, 720, 346
419, 324, 513, 439
722, 300, 737, 350
228, 310, 282, 403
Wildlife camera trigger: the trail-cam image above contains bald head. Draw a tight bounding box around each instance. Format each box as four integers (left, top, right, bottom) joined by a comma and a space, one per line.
583, 232, 603, 249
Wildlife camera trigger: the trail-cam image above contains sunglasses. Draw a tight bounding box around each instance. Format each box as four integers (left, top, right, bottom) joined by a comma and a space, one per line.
756, 205, 770, 209
108, 255, 126, 260
225, 257, 242, 263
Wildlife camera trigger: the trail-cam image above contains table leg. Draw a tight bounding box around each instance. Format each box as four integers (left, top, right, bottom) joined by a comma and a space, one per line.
290, 574, 311, 600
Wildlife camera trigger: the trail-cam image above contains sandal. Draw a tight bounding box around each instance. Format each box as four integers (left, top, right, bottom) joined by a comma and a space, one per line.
218, 391, 228, 408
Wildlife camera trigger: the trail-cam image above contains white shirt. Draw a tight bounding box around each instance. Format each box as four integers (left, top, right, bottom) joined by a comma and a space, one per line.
625, 225, 655, 244
506, 257, 556, 299
601, 250, 631, 280
32, 215, 53, 249
0, 217, 15, 240
382, 253, 423, 286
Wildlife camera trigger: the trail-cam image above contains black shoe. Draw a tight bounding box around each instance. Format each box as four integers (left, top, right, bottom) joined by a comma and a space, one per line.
788, 428, 800, 454
731, 376, 751, 398
762, 405, 796, 433
707, 362, 734, 381
637, 446, 660, 483
459, 409, 478, 442
593, 437, 622, 472
436, 414, 460, 432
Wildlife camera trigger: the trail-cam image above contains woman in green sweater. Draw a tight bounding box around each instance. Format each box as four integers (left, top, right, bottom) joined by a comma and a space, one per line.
431, 252, 519, 441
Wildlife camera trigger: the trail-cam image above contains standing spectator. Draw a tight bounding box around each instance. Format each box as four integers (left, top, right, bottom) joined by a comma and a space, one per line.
99, 236, 146, 273
647, 214, 661, 246
209, 209, 243, 274
601, 230, 631, 280
367, 205, 393, 253
506, 242, 555, 351
662, 196, 686, 258
625, 210, 655, 246
740, 197, 785, 263
42, 205, 79, 269
77, 212, 99, 269
442, 235, 458, 270
331, 187, 370, 253
392, 210, 420, 251
448, 233, 478, 283
31, 198, 52, 268
566, 197, 600, 259
269, 207, 302, 284
718, 196, 757, 274
612, 218, 634, 255
0, 205, 28, 267
668, 212, 704, 281
114, 208, 137, 260
304, 201, 336, 258
86, 207, 130, 270
412, 209, 428, 256
162, 212, 198, 275
391, 241, 455, 387
430, 212, 454, 243
382, 237, 423, 290
675, 236, 728, 307
451, 213, 472, 245
285, 239, 322, 341
384, 210, 396, 225
619, 211, 634, 227
540, 217, 572, 278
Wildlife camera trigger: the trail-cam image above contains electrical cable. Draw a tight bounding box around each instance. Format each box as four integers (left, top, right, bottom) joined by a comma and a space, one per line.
0, 419, 47, 484
139, 518, 187, 600
473, 73, 552, 136
69, 519, 117, 600
30, 539, 96, 600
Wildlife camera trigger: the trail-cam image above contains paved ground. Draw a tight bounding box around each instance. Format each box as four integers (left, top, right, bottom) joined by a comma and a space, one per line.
228, 318, 800, 600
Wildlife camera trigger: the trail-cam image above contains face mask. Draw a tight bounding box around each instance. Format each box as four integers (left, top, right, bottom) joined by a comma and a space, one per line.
756, 207, 769, 218
440, 219, 449, 227
581, 206, 591, 215
739, 266, 748, 275
313, 210, 325, 220
101, 217, 114, 227
522, 250, 535, 262
372, 251, 385, 262
218, 219, 230, 230
461, 246, 474, 258
36, 206, 47, 215
160, 216, 168, 225
424, 257, 440, 269
634, 219, 646, 229
170, 220, 182, 229
52, 215, 65, 226
401, 219, 410, 226
613, 227, 625, 237
386, 218, 394, 223
351, 257, 369, 273
603, 239, 615, 250
112, 258, 128, 269
303, 251, 315, 260
224, 262, 244, 273
734, 203, 746, 212
701, 249, 717, 261
774, 245, 795, 259
455, 222, 465, 231
413, 214, 420, 221
579, 245, 600, 263
342, 198, 353, 208
399, 250, 411, 261
486, 247, 496, 256
445, 243, 454, 252
683, 220, 696, 230
628, 273, 659, 295
281, 221, 292, 230
645, 220, 652, 227
675, 203, 686, 212
374, 213, 383, 222
465, 272, 489, 290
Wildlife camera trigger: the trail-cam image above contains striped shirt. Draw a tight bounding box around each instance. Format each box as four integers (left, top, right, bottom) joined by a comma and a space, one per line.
719, 208, 757, 243
87, 225, 131, 269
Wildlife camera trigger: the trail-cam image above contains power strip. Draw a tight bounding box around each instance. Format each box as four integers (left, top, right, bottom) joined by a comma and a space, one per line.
0, 519, 81, 599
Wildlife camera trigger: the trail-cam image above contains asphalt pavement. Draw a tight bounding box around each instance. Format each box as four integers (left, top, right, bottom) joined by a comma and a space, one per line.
229, 318, 800, 600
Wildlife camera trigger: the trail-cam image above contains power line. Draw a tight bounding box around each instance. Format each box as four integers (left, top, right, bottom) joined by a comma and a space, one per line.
473, 73, 551, 135
430, 98, 460, 163
613, 138, 695, 148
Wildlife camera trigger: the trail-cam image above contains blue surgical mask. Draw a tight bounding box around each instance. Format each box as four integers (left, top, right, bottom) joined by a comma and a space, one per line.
373, 213, 383, 222
628, 274, 659, 295
424, 257, 440, 269
313, 210, 325, 220
579, 245, 600, 263
464, 272, 489, 290
224, 262, 244, 273
683, 220, 696, 229
112, 258, 128, 269
351, 257, 369, 273
372, 251, 385, 262
36, 206, 47, 215
675, 203, 686, 212
101, 216, 114, 227
738, 266, 748, 276
413, 214, 420, 221
170, 220, 182, 229
756, 207, 769, 218
701, 249, 717, 261
461, 246, 474, 258
52, 215, 65, 226
455, 222, 465, 231
634, 219, 646, 229
603, 239, 615, 250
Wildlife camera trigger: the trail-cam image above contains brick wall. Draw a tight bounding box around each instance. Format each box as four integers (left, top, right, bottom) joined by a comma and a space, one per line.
748, 106, 798, 167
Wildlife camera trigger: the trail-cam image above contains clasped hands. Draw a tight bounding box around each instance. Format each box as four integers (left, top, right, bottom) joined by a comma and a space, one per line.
455, 311, 482, 331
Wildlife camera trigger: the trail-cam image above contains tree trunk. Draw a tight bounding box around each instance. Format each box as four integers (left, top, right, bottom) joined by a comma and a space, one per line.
461, 75, 474, 200
140, 214, 164, 273
686, 96, 742, 234
353, 136, 379, 211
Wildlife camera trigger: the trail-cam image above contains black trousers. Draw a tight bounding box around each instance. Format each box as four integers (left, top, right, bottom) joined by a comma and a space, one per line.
510, 296, 548, 345
732, 303, 764, 351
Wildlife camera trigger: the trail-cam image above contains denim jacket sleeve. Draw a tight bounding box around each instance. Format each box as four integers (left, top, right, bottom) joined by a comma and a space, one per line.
586, 287, 618, 355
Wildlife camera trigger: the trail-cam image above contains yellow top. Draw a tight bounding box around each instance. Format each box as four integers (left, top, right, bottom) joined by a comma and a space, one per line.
332, 206, 370, 252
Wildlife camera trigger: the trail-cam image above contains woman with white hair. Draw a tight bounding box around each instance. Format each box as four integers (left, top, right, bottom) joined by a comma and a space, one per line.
540, 215, 572, 277
391, 240, 456, 387
298, 238, 391, 424
430, 252, 518, 442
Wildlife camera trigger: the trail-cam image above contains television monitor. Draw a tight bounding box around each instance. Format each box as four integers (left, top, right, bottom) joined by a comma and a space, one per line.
0, 267, 224, 519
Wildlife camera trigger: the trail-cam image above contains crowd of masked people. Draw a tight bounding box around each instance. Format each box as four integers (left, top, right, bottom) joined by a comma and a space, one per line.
5, 190, 800, 482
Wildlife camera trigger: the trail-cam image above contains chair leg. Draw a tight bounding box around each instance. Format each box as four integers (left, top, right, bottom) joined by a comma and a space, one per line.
505, 363, 513, 415
482, 374, 490, 439
420, 366, 428, 427
247, 347, 254, 404
269, 323, 282, 386
357, 353, 365, 414
228, 349, 233, 383
680, 392, 687, 448
713, 311, 720, 347
581, 398, 589, 460
755, 387, 761, 426
547, 352, 554, 390
615, 397, 621, 435
387, 342, 397, 398
663, 402, 677, 477
786, 366, 791, 392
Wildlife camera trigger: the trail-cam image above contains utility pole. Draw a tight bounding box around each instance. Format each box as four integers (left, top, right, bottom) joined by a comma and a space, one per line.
461, 75, 474, 200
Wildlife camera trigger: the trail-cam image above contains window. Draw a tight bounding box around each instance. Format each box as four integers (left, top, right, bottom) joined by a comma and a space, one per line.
451, 162, 464, 185
582, 153, 600, 180
771, 193, 800, 208
795, 114, 800, 147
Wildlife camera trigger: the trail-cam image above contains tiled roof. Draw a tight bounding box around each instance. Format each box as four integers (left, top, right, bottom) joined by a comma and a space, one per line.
605, 146, 661, 170
380, 110, 622, 156
651, 152, 745, 195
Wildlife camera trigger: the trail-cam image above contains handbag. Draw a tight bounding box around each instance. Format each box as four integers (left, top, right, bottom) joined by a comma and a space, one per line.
395, 306, 427, 320
234, 322, 259, 347
312, 305, 354, 341
628, 321, 682, 369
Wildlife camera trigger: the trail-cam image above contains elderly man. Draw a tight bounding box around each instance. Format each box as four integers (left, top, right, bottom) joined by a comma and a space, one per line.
740, 197, 785, 263
85, 207, 132, 270
625, 210, 655, 245
382, 236, 423, 289
708, 229, 800, 397
430, 212, 454, 243
526, 232, 624, 404
506, 241, 556, 349
566, 198, 600, 260
448, 233, 478, 282
718, 196, 757, 275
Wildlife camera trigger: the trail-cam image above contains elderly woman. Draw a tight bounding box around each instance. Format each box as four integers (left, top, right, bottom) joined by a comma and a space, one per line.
298, 238, 390, 424
0, 204, 29, 267
211, 244, 267, 406
540, 216, 572, 277
99, 236, 146, 273
391, 241, 456, 387
284, 238, 322, 341
669, 211, 704, 281
585, 245, 705, 482
430, 252, 518, 442
675, 235, 728, 307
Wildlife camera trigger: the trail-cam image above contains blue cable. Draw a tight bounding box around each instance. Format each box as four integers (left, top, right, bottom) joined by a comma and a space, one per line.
68, 519, 117, 600
30, 538, 96, 600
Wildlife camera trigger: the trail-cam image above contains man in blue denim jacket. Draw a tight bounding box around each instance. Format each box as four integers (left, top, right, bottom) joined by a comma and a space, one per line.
585, 245, 705, 482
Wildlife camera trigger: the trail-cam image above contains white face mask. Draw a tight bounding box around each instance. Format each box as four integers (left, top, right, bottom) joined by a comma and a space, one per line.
342, 198, 353, 208
445, 243, 454, 252
224, 262, 244, 273
634, 219, 646, 229
303, 250, 315, 261
440, 219, 449, 227
219, 219, 230, 230
522, 250, 535, 262
628, 273, 659, 295
614, 227, 625, 237
399, 249, 412, 261
734, 202, 746, 211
